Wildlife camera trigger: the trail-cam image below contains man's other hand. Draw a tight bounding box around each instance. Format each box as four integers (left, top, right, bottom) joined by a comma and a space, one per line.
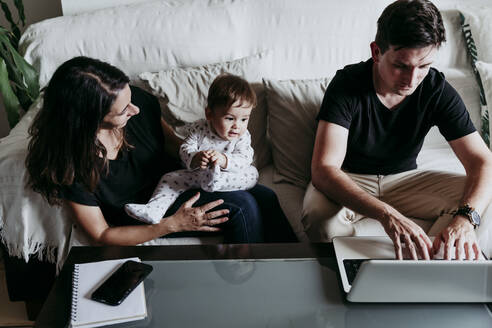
432, 215, 480, 260
381, 211, 433, 260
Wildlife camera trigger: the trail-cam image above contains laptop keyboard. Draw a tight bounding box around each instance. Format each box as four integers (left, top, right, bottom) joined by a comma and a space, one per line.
341, 256, 487, 286
342, 259, 368, 285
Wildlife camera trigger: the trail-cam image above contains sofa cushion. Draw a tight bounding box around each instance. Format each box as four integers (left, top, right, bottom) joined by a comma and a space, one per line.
136, 52, 273, 169
263, 78, 331, 188
460, 6, 492, 148
21, 1, 473, 88
459, 6, 492, 64
442, 70, 483, 142
475, 61, 492, 148
258, 164, 308, 241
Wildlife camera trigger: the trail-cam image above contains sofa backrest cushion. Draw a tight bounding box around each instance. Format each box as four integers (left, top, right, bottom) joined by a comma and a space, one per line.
264, 78, 331, 188
460, 5, 492, 63
476, 61, 492, 147
21, 0, 472, 87
135, 51, 273, 169
461, 6, 492, 148
422, 69, 483, 147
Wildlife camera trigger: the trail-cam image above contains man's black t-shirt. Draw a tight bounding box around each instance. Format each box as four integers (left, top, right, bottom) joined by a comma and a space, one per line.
317, 59, 476, 175
61, 86, 180, 226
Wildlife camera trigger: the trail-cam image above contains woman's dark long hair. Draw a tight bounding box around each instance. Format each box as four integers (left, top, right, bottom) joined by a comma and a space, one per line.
26, 56, 130, 205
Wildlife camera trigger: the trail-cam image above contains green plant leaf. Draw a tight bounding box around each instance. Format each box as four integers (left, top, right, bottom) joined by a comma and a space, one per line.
0, 57, 21, 127
0, 3, 38, 127
0, 1, 20, 43
0, 33, 23, 89
6, 42, 39, 100
0, 28, 39, 118
0, 32, 39, 104
0, 25, 15, 41
0, 1, 14, 26
483, 110, 490, 147
13, 0, 25, 25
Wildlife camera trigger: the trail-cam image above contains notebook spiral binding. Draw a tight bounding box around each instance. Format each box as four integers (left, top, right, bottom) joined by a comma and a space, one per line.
70, 264, 80, 323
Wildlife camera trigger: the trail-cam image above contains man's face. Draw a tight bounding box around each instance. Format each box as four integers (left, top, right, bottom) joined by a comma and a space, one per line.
371, 43, 437, 97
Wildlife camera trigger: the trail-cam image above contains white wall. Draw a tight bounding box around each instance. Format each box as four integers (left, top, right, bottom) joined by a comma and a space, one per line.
0, 0, 62, 138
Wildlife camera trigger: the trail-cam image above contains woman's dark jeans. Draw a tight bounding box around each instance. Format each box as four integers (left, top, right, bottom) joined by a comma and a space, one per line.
247, 184, 298, 242
164, 184, 297, 243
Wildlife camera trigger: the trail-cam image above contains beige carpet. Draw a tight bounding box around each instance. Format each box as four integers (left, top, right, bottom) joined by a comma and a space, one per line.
0, 253, 34, 327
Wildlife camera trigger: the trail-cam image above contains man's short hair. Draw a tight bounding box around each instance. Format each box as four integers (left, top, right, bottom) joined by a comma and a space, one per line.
207, 74, 256, 112
375, 0, 446, 53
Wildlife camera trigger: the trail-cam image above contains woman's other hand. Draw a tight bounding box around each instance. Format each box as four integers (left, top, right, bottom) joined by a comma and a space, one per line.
165, 192, 229, 232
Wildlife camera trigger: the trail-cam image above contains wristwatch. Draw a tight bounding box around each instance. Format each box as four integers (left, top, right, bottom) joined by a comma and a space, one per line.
454, 203, 481, 229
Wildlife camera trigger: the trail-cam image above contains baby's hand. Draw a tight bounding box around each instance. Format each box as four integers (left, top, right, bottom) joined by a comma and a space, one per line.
191, 151, 212, 169
207, 150, 227, 169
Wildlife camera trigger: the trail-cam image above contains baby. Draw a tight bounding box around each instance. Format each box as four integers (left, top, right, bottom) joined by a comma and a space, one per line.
125, 74, 259, 224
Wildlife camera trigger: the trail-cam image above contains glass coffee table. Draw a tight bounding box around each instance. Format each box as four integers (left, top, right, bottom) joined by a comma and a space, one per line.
34, 243, 492, 327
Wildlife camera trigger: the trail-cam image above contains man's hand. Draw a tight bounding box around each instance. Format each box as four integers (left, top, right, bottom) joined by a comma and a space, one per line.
432, 215, 480, 260
380, 210, 433, 260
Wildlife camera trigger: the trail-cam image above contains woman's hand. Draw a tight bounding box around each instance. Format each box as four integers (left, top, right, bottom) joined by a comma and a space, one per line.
165, 192, 229, 232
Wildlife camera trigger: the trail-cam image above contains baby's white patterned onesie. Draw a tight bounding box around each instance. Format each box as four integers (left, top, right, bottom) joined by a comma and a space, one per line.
124, 119, 258, 224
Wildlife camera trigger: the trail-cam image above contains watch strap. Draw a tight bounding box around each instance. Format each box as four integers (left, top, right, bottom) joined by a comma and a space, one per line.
454, 204, 480, 228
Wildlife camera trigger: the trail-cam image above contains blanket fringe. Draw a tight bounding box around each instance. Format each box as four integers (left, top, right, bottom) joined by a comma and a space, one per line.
0, 232, 65, 274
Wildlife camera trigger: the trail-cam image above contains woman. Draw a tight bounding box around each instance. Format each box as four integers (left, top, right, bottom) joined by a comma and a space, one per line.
26, 56, 296, 245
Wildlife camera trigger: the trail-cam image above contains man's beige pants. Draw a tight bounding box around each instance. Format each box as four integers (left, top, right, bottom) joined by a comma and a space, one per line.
302, 170, 491, 255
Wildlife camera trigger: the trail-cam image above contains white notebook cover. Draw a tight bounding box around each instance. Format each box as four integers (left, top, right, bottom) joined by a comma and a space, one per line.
70, 257, 147, 328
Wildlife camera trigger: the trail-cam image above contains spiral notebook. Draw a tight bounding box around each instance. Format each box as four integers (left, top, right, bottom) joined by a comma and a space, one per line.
70, 257, 147, 328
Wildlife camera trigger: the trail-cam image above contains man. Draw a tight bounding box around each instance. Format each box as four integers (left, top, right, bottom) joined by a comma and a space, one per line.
304, 0, 492, 260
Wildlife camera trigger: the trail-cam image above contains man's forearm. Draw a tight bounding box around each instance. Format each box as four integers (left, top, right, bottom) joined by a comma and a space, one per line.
312, 165, 394, 224
460, 160, 492, 215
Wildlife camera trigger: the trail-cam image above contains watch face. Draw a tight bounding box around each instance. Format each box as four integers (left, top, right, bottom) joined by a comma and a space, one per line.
471, 211, 481, 226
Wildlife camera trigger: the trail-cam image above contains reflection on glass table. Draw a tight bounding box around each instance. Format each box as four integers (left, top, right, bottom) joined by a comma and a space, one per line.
34, 244, 492, 328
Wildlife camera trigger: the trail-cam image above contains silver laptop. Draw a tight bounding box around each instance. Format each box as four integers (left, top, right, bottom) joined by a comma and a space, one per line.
333, 236, 491, 303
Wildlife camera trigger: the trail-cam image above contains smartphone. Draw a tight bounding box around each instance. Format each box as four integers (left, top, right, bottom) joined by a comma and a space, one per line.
91, 260, 153, 306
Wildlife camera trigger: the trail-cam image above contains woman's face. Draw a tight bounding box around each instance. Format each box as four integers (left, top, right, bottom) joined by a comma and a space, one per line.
101, 84, 140, 129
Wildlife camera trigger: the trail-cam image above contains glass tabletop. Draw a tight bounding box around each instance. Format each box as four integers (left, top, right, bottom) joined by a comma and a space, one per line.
121, 258, 492, 328
34, 244, 492, 328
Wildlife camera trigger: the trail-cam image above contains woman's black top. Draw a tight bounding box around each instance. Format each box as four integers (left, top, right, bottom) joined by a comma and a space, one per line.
61, 86, 180, 226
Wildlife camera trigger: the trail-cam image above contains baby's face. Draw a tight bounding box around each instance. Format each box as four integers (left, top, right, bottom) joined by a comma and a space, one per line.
207, 100, 252, 141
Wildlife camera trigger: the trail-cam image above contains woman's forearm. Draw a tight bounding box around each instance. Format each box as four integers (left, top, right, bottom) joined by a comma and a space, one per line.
96, 217, 178, 245
68, 201, 181, 246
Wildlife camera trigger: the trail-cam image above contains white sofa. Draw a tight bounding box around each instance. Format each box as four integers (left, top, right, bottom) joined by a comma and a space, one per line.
1, 0, 491, 268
